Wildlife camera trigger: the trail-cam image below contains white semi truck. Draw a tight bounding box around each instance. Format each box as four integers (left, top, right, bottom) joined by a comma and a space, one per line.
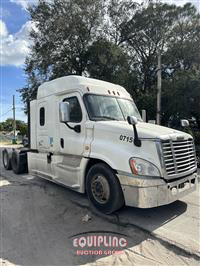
2, 76, 198, 214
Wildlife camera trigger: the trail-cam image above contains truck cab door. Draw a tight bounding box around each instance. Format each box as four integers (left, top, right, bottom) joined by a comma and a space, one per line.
59, 92, 86, 155
54, 92, 87, 187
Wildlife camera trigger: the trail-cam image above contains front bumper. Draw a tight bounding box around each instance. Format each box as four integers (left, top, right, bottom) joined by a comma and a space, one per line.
117, 171, 198, 208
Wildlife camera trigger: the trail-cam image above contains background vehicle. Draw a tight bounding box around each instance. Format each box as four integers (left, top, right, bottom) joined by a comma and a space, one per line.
2, 76, 198, 214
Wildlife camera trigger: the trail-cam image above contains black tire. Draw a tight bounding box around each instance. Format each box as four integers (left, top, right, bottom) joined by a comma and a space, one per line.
11, 150, 28, 174
86, 163, 124, 214
2, 149, 12, 170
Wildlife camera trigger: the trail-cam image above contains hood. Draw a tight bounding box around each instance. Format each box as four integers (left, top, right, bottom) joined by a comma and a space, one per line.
93, 121, 192, 140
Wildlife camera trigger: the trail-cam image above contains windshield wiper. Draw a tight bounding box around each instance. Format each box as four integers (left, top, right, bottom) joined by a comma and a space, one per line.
93, 116, 119, 121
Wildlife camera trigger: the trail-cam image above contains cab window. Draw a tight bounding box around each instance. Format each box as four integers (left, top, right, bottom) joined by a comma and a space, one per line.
63, 97, 82, 123
40, 107, 45, 126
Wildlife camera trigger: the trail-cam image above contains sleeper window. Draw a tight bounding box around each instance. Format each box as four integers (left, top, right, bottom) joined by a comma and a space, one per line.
63, 97, 82, 123
40, 107, 45, 126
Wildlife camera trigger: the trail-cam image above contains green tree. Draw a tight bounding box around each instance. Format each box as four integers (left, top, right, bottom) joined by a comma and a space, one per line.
104, 0, 137, 45
0, 118, 13, 131
119, 2, 177, 91
0, 119, 28, 136
19, 0, 200, 126
87, 39, 130, 83
162, 66, 200, 125
16, 120, 28, 136
119, 2, 200, 121
19, 0, 105, 107
163, 3, 200, 72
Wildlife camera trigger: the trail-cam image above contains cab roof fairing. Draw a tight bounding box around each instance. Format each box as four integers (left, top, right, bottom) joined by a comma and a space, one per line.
37, 75, 132, 100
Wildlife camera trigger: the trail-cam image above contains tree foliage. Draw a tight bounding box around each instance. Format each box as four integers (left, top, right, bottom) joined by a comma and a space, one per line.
0, 119, 28, 135
19, 0, 200, 125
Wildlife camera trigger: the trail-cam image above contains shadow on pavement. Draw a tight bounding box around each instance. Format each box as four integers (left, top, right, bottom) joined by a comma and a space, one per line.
116, 200, 187, 231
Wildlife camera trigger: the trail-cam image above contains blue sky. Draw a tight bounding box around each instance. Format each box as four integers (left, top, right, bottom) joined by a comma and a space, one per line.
0, 0, 30, 122
0, 0, 200, 123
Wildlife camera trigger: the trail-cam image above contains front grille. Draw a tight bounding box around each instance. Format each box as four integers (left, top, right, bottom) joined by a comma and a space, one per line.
162, 138, 197, 176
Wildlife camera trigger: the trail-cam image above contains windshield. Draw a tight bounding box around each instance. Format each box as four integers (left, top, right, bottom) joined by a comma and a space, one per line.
84, 94, 142, 121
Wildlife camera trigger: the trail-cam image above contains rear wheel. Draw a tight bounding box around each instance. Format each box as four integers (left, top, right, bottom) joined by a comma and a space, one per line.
11, 150, 28, 174
86, 163, 124, 214
2, 149, 12, 170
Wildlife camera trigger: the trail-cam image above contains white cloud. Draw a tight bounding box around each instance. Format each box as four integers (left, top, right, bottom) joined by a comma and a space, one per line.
10, 0, 54, 10
10, 0, 38, 10
0, 20, 35, 66
0, 20, 8, 37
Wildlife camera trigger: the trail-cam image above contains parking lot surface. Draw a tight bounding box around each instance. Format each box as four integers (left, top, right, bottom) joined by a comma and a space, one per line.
0, 149, 199, 265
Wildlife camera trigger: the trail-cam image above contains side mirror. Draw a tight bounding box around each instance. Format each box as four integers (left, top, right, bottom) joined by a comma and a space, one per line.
127, 116, 141, 147
141, 109, 146, 122
181, 119, 189, 127
127, 116, 138, 126
59, 102, 70, 122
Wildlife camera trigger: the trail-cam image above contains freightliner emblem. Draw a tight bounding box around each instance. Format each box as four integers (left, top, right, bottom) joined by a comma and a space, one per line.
177, 136, 185, 140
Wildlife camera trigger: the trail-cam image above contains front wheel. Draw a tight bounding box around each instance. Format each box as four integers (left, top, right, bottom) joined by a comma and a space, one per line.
86, 163, 124, 214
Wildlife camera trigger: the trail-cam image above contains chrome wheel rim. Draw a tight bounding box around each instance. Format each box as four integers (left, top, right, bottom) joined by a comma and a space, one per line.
91, 175, 110, 204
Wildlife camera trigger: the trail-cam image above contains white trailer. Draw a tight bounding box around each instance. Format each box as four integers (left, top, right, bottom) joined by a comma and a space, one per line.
2, 76, 198, 213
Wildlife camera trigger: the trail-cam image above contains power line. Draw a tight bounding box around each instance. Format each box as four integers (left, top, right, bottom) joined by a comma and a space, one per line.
0, 106, 25, 118
0, 108, 12, 118
15, 107, 25, 110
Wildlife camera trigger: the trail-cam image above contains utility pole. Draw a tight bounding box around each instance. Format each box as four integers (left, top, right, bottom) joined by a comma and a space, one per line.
27, 100, 31, 148
156, 49, 161, 125
140, 31, 162, 125
13, 95, 16, 144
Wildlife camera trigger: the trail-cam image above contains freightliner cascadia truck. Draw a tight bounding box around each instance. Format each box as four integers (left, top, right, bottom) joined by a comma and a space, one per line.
2, 76, 198, 214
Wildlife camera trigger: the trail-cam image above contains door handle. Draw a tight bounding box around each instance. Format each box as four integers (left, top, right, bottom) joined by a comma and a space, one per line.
60, 138, 64, 148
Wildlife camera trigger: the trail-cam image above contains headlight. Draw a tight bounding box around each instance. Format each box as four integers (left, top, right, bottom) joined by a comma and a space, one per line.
129, 157, 161, 177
